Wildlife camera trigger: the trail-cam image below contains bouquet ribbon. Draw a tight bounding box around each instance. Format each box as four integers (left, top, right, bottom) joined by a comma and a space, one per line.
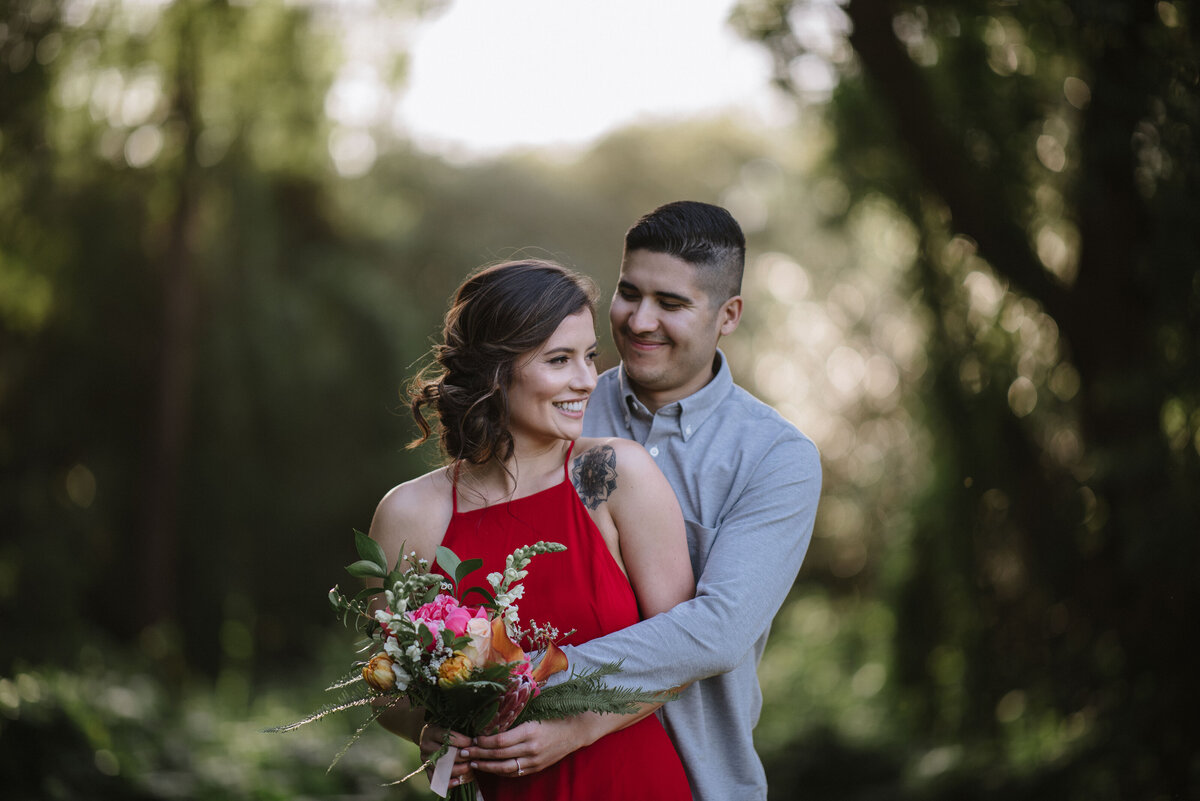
430, 748, 456, 797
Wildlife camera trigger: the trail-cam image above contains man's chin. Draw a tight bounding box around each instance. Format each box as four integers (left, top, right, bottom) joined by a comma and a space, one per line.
622, 365, 669, 392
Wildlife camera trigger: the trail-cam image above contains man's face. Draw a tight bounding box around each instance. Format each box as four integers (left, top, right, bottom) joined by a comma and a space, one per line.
609, 249, 741, 411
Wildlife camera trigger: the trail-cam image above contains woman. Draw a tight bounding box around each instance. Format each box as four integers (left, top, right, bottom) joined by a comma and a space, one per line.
368, 260, 694, 799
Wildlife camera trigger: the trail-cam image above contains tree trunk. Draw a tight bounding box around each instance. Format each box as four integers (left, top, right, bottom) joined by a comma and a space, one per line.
140, 13, 201, 629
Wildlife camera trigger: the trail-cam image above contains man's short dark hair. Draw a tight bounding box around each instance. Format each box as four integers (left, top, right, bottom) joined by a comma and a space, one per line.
623, 200, 746, 304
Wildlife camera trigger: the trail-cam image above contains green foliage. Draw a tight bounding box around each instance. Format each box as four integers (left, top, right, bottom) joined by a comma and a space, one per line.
0, 641, 428, 800
434, 544, 481, 598
17, 0, 1196, 796
516, 662, 676, 726
734, 0, 1200, 797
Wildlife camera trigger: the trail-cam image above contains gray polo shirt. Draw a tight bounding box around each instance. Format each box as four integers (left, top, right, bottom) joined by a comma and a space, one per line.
568, 351, 822, 801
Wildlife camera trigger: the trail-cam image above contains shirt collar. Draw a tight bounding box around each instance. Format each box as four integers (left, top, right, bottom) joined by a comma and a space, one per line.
617, 349, 733, 441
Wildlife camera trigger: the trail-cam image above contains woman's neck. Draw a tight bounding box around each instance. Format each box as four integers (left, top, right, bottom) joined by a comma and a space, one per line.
457, 437, 571, 507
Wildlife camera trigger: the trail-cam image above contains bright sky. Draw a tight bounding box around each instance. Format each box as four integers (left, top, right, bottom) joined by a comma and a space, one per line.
391, 0, 786, 157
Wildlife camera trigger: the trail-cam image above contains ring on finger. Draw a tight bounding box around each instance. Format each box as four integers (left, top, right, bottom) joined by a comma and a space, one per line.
515, 756, 524, 776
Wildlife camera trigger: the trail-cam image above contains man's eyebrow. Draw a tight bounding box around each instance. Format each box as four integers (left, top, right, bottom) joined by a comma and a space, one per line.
616, 279, 694, 305
654, 290, 694, 304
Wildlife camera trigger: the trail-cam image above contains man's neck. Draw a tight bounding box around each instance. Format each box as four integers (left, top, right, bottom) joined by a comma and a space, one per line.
629, 366, 719, 415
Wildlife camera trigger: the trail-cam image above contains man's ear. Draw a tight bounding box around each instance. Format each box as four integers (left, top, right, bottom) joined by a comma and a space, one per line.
718, 296, 743, 337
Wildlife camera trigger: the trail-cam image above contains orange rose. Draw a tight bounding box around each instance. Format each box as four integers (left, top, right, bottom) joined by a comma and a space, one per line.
437, 652, 475, 688
362, 653, 397, 692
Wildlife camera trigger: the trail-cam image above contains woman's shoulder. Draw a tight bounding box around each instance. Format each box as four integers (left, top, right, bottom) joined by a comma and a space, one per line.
571, 437, 661, 498
371, 467, 454, 559
574, 435, 649, 459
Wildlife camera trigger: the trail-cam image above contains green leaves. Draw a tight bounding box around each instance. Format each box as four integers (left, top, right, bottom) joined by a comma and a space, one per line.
345, 530, 388, 578
514, 661, 676, 727
434, 544, 482, 597
345, 560, 385, 578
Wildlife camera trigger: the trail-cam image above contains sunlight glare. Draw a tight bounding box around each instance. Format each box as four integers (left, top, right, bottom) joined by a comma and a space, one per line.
393, 0, 781, 155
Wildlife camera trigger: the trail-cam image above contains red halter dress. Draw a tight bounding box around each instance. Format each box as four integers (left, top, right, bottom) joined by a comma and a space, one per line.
438, 443, 691, 800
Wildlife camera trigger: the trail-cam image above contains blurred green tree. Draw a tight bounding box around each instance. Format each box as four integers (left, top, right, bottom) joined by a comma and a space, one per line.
734, 0, 1199, 797
0, 0, 806, 690
0, 0, 443, 674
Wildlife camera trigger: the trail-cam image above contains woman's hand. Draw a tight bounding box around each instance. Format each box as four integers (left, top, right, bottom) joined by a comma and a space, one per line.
419, 723, 475, 787
463, 717, 602, 777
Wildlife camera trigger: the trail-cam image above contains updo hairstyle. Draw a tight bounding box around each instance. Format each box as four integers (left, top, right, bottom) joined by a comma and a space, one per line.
409, 260, 598, 465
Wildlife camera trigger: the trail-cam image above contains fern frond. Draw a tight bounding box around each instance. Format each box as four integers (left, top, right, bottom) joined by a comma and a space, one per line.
515, 661, 677, 725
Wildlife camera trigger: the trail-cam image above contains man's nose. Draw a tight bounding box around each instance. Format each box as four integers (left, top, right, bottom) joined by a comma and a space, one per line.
627, 300, 658, 333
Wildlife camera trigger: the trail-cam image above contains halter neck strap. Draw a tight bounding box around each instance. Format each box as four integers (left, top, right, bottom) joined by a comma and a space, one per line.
450, 441, 576, 514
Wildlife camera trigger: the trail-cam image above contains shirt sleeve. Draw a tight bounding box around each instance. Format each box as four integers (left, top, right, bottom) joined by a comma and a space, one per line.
557, 432, 822, 690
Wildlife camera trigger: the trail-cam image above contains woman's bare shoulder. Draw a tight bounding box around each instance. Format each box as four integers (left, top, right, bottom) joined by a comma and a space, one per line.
371, 467, 454, 562
570, 437, 663, 507
572, 436, 654, 473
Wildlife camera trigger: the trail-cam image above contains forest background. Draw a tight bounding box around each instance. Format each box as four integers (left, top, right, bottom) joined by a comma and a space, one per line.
1, 1, 1197, 799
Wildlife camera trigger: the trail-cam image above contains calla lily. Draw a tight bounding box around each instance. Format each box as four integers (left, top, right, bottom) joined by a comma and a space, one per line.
488, 616, 526, 666
531, 641, 568, 684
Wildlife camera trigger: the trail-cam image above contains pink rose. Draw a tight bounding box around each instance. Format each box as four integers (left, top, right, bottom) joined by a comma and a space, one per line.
408, 595, 488, 644
443, 603, 487, 638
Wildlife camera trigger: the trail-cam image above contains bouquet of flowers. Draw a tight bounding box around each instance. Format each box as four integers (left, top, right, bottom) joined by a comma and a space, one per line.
269, 531, 671, 800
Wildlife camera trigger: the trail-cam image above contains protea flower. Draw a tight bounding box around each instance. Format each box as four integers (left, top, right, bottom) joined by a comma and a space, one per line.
483, 673, 536, 735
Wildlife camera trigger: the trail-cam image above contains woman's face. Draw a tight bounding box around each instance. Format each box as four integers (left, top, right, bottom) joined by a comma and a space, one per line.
506, 308, 599, 446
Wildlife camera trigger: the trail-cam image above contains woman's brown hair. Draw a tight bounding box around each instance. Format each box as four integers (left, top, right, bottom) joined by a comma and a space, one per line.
409, 259, 598, 465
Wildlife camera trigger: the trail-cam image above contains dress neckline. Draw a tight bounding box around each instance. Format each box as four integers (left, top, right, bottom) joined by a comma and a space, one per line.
451, 441, 575, 516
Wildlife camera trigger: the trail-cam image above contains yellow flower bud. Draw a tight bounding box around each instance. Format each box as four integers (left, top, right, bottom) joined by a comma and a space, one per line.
362, 653, 397, 692
437, 652, 475, 688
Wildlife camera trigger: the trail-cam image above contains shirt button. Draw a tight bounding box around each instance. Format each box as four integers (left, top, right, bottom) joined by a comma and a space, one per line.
649, 447, 660, 457
685, 426, 692, 436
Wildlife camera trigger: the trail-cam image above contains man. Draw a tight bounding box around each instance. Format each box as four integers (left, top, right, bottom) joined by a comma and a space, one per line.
467, 201, 820, 799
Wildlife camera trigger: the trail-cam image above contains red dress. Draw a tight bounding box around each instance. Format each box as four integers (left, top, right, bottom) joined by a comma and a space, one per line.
438, 444, 692, 800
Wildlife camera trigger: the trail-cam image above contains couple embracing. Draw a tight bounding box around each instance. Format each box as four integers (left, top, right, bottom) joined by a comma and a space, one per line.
368, 201, 822, 800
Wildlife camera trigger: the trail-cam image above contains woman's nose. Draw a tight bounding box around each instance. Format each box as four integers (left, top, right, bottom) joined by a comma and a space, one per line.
572, 361, 597, 391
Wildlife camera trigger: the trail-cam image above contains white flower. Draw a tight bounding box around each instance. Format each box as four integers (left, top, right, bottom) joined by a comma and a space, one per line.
390, 663, 412, 692
384, 638, 404, 659
487, 572, 504, 589
502, 605, 520, 629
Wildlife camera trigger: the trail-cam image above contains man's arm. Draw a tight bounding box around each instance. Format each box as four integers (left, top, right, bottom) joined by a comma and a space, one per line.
560, 433, 821, 689
465, 432, 820, 769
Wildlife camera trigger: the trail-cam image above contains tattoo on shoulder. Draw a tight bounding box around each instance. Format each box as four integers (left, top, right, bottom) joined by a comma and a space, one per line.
571, 445, 619, 511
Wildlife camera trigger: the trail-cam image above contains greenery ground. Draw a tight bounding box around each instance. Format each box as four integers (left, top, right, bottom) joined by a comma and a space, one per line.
2, 591, 1103, 801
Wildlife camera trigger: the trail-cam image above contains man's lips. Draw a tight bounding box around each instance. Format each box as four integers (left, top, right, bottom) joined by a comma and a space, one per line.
626, 335, 669, 350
